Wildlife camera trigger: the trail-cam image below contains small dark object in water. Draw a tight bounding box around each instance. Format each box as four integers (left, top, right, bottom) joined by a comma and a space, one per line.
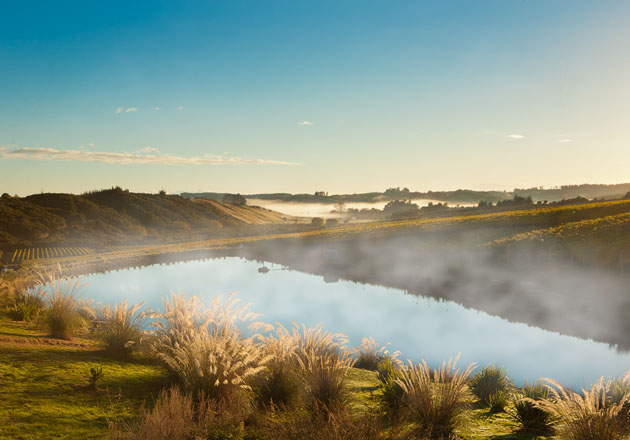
258, 266, 270, 274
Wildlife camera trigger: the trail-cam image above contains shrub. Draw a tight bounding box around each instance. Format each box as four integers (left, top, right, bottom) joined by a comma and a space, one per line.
150, 292, 270, 401
291, 324, 355, 413
353, 337, 401, 371
311, 217, 325, 227
397, 355, 476, 439
38, 273, 93, 339
510, 380, 554, 435
530, 374, 630, 440
469, 365, 512, 411
97, 300, 151, 357
377, 358, 405, 416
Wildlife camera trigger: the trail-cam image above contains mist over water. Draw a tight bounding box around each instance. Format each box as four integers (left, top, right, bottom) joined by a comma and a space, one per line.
77, 257, 630, 388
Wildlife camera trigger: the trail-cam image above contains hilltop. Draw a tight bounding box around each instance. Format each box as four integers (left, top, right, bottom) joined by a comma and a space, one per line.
0, 187, 297, 250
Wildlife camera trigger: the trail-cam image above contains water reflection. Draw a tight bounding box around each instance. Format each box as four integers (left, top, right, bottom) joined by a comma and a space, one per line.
78, 257, 630, 388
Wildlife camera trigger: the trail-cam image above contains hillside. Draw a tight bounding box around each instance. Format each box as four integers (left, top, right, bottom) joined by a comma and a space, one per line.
183, 182, 630, 205
0, 188, 296, 250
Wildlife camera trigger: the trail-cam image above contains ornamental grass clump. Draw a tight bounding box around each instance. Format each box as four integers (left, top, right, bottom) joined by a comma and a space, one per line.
253, 324, 301, 407
397, 354, 476, 439
8, 288, 45, 322
291, 324, 355, 413
510, 379, 554, 435
352, 337, 401, 371
98, 300, 151, 357
530, 373, 630, 440
38, 272, 93, 339
377, 358, 406, 416
110, 386, 249, 440
469, 364, 512, 412
150, 292, 271, 401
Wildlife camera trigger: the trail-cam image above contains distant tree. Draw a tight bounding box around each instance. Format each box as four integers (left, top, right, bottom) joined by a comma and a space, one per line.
311, 217, 325, 227
222, 193, 247, 206
624, 191, 630, 200
325, 218, 339, 227
314, 191, 328, 197
334, 201, 346, 213
159, 189, 166, 196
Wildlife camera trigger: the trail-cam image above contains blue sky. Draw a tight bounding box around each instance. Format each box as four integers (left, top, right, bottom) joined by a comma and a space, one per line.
1, 0, 629, 195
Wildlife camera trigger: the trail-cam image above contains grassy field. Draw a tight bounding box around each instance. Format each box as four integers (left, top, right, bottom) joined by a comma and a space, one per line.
0, 310, 546, 439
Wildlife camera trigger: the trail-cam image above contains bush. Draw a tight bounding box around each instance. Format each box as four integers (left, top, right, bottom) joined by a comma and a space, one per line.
38, 273, 93, 339
353, 337, 400, 371
150, 292, 270, 401
97, 300, 151, 357
397, 355, 476, 439
311, 217, 325, 227
291, 324, 355, 413
469, 365, 512, 411
510, 380, 554, 435
529, 375, 630, 439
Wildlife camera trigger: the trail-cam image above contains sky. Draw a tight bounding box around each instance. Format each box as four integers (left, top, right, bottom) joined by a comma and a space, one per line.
1, 0, 629, 196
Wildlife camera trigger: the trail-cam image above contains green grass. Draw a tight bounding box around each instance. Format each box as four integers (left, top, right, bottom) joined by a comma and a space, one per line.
0, 309, 170, 440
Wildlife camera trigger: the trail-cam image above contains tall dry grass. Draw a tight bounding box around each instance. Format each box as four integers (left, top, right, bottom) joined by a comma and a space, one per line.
530, 374, 630, 440
290, 324, 355, 412
36, 272, 93, 339
149, 292, 271, 401
110, 386, 248, 440
352, 337, 401, 371
98, 300, 151, 357
397, 354, 476, 439
253, 324, 301, 407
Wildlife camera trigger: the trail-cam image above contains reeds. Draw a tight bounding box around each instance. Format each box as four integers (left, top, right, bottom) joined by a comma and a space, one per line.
397, 354, 476, 439
97, 300, 151, 357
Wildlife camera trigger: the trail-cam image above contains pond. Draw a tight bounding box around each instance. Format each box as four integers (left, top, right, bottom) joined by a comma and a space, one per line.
78, 257, 630, 388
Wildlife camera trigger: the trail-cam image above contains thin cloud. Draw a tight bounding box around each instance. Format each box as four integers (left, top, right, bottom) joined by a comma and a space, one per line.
125, 107, 138, 113
139, 146, 159, 153
0, 146, 296, 166
177, 105, 184, 111
298, 121, 313, 126
507, 134, 525, 139
115, 107, 124, 114
557, 139, 572, 143
153, 107, 160, 111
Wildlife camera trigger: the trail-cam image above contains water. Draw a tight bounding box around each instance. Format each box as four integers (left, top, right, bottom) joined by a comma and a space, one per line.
79, 257, 630, 388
